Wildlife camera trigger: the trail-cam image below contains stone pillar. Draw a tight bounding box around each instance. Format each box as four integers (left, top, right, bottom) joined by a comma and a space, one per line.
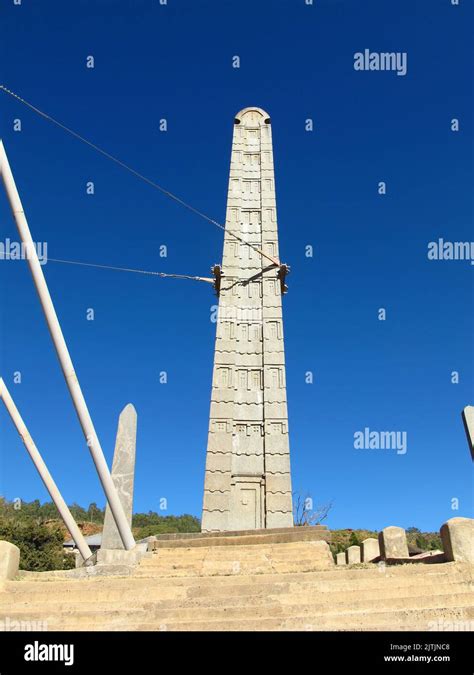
201, 108, 293, 532
378, 526, 409, 560
0, 541, 20, 580
361, 537, 380, 562
461, 406, 474, 460
440, 517, 474, 563
101, 404, 137, 550
346, 545, 361, 564
336, 552, 346, 566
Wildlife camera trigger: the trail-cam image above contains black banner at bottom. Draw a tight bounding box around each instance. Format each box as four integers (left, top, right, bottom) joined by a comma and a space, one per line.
0, 630, 471, 673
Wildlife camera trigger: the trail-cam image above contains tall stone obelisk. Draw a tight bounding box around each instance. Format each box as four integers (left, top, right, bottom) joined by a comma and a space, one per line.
201, 107, 293, 532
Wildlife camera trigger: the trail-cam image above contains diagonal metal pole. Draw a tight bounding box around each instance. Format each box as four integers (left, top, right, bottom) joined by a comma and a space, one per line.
0, 378, 93, 561
0, 140, 135, 550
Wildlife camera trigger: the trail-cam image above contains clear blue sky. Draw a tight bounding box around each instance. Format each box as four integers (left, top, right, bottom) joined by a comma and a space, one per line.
0, 0, 472, 532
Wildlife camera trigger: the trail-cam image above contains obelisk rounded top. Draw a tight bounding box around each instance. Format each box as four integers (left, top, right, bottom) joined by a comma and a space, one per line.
234, 107, 271, 126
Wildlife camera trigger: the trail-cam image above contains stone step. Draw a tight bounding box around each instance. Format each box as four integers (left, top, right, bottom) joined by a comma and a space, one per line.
4, 592, 471, 626
134, 556, 456, 578
2, 581, 470, 612
11, 561, 469, 589
152, 537, 330, 549
132, 558, 458, 577
127, 606, 474, 632
3, 562, 470, 632
143, 558, 322, 565
150, 529, 330, 549
139, 555, 329, 566
151, 526, 329, 541
4, 598, 472, 631
148, 548, 331, 563
3, 574, 469, 606
143, 550, 332, 560
133, 564, 330, 577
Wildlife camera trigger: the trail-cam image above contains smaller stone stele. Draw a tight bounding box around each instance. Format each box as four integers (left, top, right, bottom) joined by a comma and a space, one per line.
101, 403, 137, 551
346, 545, 361, 564
378, 526, 409, 560
336, 552, 346, 566
0, 541, 20, 580
361, 537, 380, 563
440, 517, 474, 564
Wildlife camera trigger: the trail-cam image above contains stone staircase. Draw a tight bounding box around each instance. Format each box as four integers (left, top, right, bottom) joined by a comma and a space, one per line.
1, 539, 472, 631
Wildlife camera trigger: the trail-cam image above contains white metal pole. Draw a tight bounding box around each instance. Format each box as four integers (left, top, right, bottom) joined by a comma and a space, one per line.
0, 378, 93, 561
0, 141, 135, 550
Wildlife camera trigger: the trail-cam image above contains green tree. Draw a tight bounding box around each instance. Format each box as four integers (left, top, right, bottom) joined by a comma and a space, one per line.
0, 520, 75, 572
87, 502, 104, 523
349, 531, 360, 546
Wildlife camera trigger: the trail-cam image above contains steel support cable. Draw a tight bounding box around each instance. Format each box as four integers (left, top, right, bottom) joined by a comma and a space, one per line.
0, 85, 281, 267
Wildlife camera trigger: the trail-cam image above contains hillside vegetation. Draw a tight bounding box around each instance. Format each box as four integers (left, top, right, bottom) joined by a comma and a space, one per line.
0, 498, 200, 571
329, 528, 442, 558
0, 498, 441, 572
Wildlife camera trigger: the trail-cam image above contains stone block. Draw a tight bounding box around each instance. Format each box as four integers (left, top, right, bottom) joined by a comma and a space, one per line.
265, 454, 291, 473
378, 526, 409, 560
400, 550, 446, 565
440, 517, 474, 563
265, 473, 292, 493
265, 493, 293, 513
264, 402, 288, 419
93, 547, 147, 567
346, 545, 361, 564
202, 491, 230, 512
202, 472, 232, 492
205, 452, 232, 473
232, 455, 264, 475
361, 537, 380, 562
210, 401, 234, 418
265, 511, 294, 528
233, 403, 263, 421
0, 541, 20, 580
336, 552, 346, 566
263, 350, 285, 365
265, 436, 290, 454
201, 509, 229, 532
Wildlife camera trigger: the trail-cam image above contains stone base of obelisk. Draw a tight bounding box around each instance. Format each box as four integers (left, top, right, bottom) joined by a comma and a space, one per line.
148, 526, 331, 550
78, 543, 150, 569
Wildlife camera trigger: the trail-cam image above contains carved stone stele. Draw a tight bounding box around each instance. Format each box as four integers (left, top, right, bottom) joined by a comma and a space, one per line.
101, 404, 137, 550
201, 108, 293, 532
